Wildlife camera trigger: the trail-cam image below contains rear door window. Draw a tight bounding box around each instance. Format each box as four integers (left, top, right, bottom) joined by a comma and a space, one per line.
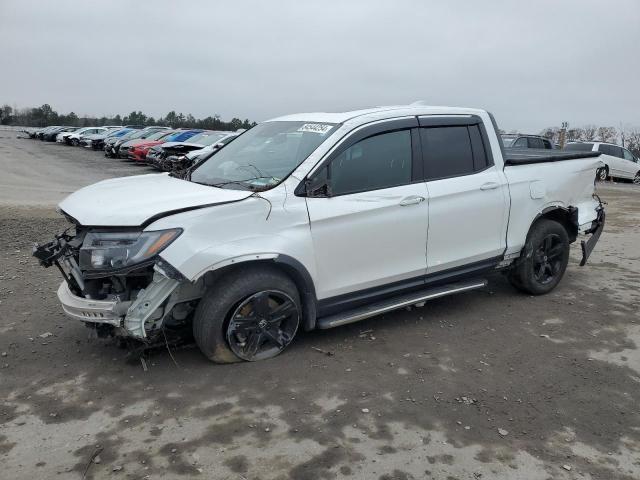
599, 144, 624, 158
513, 137, 528, 148
420, 126, 475, 179
527, 137, 545, 149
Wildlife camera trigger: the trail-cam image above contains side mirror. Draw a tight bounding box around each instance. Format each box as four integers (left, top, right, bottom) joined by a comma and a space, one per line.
304, 168, 331, 197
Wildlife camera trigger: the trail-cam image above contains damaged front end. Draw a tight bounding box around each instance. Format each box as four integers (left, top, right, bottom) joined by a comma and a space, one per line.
33, 221, 202, 342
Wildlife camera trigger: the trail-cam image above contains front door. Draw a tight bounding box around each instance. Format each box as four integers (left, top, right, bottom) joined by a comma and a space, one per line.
305, 126, 429, 301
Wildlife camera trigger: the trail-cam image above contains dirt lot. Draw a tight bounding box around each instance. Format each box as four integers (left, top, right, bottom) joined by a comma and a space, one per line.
1, 134, 639, 480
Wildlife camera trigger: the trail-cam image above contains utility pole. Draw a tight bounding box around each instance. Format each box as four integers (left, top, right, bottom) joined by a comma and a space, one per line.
560, 121, 569, 149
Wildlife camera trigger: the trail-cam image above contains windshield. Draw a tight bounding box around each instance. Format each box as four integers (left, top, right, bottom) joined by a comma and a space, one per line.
146, 130, 172, 141
108, 128, 132, 137
187, 132, 230, 146
191, 121, 338, 190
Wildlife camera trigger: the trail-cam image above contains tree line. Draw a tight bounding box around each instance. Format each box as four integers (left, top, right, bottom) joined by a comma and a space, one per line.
0, 103, 256, 131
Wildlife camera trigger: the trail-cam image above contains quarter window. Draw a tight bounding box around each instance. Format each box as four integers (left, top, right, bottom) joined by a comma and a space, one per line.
623, 149, 635, 161
328, 130, 412, 195
420, 126, 475, 179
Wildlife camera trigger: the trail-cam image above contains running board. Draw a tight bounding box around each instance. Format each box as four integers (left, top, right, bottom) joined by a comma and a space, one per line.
316, 279, 487, 330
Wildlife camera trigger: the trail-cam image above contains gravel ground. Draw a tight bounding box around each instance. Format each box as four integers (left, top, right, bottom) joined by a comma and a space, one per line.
0, 134, 639, 479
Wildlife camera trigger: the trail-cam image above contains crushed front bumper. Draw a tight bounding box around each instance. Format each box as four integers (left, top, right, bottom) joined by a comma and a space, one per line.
56, 274, 181, 339
57, 281, 128, 326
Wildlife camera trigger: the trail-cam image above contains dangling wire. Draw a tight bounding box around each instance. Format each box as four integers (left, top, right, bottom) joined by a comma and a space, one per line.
252, 193, 273, 220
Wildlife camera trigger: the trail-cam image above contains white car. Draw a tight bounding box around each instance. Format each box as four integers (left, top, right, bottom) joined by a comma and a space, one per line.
565, 141, 640, 183
65, 127, 110, 146
34, 105, 605, 363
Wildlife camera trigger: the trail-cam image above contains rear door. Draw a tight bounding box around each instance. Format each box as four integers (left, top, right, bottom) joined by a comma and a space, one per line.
305, 118, 429, 300
418, 116, 509, 274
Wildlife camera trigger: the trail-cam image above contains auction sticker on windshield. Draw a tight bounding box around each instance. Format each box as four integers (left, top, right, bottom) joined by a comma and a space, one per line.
297, 124, 333, 134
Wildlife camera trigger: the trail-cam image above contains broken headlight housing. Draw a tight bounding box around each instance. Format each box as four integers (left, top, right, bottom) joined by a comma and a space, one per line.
79, 229, 182, 272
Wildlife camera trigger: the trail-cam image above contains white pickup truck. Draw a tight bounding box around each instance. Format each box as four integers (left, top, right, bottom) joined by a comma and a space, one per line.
34, 105, 605, 363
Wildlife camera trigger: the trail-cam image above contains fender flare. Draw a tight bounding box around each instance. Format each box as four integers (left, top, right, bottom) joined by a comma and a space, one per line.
196, 254, 319, 332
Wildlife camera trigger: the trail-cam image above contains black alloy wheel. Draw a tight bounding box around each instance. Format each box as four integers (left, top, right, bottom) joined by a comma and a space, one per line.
598, 167, 608, 181
532, 233, 565, 285
226, 290, 299, 361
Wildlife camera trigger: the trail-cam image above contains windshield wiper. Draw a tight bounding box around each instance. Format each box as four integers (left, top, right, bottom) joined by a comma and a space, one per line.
207, 176, 279, 191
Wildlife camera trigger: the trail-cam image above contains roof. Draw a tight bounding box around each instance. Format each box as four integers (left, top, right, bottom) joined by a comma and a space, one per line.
266, 105, 487, 124
567, 141, 619, 147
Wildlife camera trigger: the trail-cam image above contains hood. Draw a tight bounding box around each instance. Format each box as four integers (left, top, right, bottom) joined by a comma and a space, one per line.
58, 173, 253, 227
128, 139, 162, 149
83, 133, 107, 140
158, 141, 206, 154
186, 147, 211, 159
161, 141, 203, 149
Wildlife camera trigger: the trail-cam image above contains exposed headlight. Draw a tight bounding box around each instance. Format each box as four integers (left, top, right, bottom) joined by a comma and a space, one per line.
79, 229, 182, 271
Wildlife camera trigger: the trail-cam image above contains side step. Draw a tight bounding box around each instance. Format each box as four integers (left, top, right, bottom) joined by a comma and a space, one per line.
316, 279, 487, 330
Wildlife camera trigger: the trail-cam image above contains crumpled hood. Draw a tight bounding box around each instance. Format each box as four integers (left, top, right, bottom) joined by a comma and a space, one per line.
58, 173, 252, 227
161, 141, 203, 149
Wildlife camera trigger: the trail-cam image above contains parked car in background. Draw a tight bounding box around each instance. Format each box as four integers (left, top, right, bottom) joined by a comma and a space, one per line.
127, 130, 178, 162
33, 105, 605, 363
43, 126, 79, 141
565, 142, 640, 183
57, 126, 94, 144
145, 129, 205, 168
501, 134, 555, 149
165, 132, 240, 172
34, 126, 61, 139
115, 126, 172, 158
79, 128, 122, 149
67, 127, 110, 146
103, 127, 145, 156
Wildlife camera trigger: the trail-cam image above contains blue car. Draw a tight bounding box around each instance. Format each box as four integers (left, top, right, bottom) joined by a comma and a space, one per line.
164, 129, 204, 143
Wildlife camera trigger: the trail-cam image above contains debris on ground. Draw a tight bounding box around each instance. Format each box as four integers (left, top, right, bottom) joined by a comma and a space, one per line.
311, 346, 334, 356
498, 428, 509, 436
39, 332, 53, 338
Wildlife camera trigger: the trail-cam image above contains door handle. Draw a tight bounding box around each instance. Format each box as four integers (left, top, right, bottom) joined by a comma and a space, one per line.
480, 182, 500, 191
399, 195, 425, 206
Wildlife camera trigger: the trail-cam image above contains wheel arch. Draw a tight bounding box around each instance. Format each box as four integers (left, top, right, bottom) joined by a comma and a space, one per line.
532, 206, 579, 243
200, 255, 318, 332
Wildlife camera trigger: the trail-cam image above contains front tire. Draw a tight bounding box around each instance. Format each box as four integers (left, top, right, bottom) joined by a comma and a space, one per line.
193, 267, 301, 363
508, 219, 570, 295
634, 172, 640, 186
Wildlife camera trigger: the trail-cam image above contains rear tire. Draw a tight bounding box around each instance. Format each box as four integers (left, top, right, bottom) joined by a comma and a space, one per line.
597, 166, 608, 181
508, 219, 570, 295
193, 266, 301, 363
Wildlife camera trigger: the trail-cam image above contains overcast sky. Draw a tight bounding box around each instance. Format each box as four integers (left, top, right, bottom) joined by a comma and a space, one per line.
0, 0, 638, 132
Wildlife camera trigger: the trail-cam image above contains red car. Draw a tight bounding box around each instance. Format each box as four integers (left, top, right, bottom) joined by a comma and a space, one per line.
127, 130, 177, 162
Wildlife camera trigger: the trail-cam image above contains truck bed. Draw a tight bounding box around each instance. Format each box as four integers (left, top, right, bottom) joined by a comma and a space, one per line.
504, 148, 601, 166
